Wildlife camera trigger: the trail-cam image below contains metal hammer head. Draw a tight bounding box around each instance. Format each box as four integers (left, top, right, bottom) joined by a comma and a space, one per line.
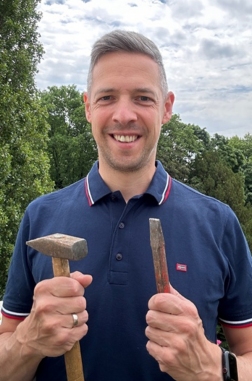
26, 233, 88, 260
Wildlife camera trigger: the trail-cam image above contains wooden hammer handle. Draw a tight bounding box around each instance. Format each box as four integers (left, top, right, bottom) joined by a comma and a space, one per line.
65, 342, 84, 381
52, 257, 85, 381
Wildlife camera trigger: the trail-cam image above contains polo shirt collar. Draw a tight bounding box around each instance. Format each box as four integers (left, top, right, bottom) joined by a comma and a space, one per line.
85, 161, 171, 206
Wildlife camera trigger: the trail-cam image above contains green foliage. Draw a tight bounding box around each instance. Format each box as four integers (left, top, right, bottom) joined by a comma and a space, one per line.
189, 150, 245, 208
0, 0, 44, 92
157, 114, 207, 182
210, 134, 245, 173
217, 324, 229, 350
229, 134, 252, 204
189, 150, 252, 249
0, 0, 54, 298
39, 85, 97, 188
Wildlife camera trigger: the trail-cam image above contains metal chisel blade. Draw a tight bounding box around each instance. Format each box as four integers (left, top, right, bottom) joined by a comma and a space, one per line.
149, 218, 170, 293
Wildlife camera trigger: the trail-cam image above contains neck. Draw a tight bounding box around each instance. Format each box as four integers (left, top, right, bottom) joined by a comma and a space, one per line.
98, 162, 156, 203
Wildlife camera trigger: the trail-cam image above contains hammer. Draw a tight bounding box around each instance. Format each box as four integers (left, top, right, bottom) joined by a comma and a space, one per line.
26, 233, 88, 381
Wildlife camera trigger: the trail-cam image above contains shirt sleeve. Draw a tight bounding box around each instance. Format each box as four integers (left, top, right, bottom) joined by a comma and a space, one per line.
218, 207, 252, 328
2, 210, 35, 320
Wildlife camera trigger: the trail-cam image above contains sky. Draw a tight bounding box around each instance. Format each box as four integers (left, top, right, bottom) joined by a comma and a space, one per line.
36, 0, 252, 138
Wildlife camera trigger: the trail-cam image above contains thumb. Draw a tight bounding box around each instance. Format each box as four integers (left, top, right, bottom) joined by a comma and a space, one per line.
169, 283, 186, 300
71, 271, 93, 288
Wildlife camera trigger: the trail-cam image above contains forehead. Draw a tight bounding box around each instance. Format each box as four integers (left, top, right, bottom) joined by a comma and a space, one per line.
90, 51, 162, 93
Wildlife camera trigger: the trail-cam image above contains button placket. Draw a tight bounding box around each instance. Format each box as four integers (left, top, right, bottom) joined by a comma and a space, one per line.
108, 200, 138, 284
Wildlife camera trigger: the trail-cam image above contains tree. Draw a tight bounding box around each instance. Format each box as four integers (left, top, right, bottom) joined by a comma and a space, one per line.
0, 0, 54, 298
189, 150, 252, 249
189, 151, 245, 207
157, 114, 206, 182
229, 134, 252, 205
210, 134, 245, 173
39, 85, 97, 188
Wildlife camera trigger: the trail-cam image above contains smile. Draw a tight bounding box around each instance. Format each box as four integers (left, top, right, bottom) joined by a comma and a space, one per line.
113, 135, 138, 143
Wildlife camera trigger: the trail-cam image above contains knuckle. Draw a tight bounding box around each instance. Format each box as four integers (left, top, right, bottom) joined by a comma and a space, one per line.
82, 324, 88, 335
180, 318, 194, 333
35, 299, 54, 315
83, 310, 89, 322
78, 323, 88, 338
159, 363, 168, 373
154, 293, 170, 311
56, 331, 72, 347
146, 310, 155, 324
34, 280, 48, 295
160, 349, 177, 368
76, 296, 86, 310
70, 280, 84, 296
145, 326, 151, 338
173, 337, 187, 354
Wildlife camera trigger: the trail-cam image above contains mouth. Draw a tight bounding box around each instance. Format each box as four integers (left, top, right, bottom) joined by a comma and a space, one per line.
113, 134, 139, 143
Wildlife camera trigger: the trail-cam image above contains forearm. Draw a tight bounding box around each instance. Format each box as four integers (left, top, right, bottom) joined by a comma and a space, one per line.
0, 330, 42, 381
236, 352, 252, 381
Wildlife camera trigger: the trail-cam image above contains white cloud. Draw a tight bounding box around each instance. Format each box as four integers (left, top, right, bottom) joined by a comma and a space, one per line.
36, 0, 252, 138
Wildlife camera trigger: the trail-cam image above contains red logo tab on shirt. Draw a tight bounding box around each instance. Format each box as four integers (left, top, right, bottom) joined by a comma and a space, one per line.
176, 263, 187, 272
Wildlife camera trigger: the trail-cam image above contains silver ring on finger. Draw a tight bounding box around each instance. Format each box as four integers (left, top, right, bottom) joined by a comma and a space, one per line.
72, 313, 78, 328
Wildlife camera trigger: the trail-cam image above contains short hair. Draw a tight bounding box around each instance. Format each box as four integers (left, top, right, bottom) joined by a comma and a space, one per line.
87, 30, 168, 97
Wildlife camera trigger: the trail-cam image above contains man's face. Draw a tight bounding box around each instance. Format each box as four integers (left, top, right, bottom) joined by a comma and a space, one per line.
84, 51, 174, 174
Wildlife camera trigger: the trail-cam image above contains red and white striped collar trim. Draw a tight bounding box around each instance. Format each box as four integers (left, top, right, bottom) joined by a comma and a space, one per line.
85, 174, 94, 206
159, 173, 172, 205
85, 169, 172, 206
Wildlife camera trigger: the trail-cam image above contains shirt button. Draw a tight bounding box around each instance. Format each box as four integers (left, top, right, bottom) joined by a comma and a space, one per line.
116, 253, 123, 261
119, 222, 125, 229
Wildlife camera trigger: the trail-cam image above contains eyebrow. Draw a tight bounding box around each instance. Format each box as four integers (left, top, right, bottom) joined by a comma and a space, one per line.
94, 87, 157, 98
93, 88, 114, 97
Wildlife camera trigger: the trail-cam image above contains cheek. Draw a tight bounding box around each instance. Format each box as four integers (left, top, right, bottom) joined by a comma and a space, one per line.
91, 125, 98, 143
90, 108, 110, 128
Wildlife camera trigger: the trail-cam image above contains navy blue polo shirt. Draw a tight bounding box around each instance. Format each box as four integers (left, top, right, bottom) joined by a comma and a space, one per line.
3, 161, 252, 381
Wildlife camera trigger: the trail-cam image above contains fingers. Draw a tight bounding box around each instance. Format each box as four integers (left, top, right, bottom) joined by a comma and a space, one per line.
145, 286, 213, 380
18, 273, 92, 358
66, 310, 89, 329
33, 274, 92, 320
34, 273, 92, 298
148, 290, 199, 319
146, 309, 192, 334
146, 290, 203, 346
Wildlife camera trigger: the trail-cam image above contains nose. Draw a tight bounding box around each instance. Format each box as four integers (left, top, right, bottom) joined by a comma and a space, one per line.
112, 98, 137, 125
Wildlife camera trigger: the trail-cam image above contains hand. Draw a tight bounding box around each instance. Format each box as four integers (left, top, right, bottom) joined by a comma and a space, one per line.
16, 272, 92, 359
145, 285, 222, 381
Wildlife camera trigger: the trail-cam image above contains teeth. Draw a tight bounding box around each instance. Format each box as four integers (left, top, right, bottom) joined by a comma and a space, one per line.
114, 135, 138, 142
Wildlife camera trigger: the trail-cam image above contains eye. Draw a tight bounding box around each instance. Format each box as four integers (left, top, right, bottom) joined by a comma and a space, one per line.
139, 96, 151, 101
100, 95, 112, 101
135, 95, 155, 104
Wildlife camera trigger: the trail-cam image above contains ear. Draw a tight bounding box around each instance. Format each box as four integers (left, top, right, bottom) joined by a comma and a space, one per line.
162, 91, 175, 124
83, 92, 92, 122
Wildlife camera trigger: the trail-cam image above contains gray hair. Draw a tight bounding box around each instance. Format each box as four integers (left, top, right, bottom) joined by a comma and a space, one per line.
87, 30, 168, 97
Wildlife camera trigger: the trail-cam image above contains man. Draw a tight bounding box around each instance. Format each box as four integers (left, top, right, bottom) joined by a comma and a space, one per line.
1, 30, 252, 381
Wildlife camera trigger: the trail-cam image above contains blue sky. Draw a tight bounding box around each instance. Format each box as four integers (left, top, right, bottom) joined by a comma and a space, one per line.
36, 0, 252, 138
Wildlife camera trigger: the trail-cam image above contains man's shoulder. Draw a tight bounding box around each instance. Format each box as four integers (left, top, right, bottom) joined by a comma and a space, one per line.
169, 178, 235, 226
172, 178, 229, 208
